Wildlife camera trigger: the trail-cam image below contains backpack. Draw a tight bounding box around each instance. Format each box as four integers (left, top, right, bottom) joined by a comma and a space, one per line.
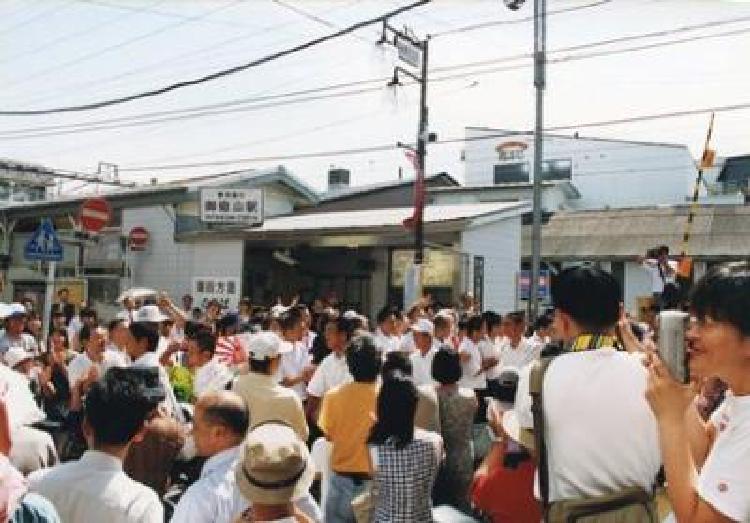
529, 357, 659, 523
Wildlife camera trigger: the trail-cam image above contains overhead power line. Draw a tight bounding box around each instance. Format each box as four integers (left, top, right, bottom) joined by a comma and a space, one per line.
431, 0, 612, 37
3, 18, 750, 139
117, 101, 750, 172
0, 0, 430, 116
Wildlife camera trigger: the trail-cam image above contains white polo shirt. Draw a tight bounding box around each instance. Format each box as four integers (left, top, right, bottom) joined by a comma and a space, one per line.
29, 450, 163, 523
458, 338, 486, 390
279, 341, 313, 400
410, 345, 437, 386
498, 337, 542, 375
307, 351, 352, 398
695, 392, 750, 521
67, 350, 127, 386
514, 348, 661, 502
171, 445, 248, 523
479, 337, 502, 380
374, 329, 399, 353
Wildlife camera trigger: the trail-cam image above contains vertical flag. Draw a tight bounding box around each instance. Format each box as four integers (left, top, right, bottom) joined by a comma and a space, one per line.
402, 149, 425, 229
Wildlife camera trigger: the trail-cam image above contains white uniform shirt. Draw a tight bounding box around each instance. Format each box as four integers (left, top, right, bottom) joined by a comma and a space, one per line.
307, 352, 352, 398
373, 329, 399, 353
398, 331, 415, 353
171, 446, 248, 523
29, 450, 163, 523
131, 352, 185, 423
194, 359, 233, 398
279, 341, 313, 400
479, 337, 502, 380
409, 344, 438, 386
498, 337, 542, 375
696, 393, 750, 521
68, 350, 127, 386
458, 338, 486, 390
0, 331, 39, 358
514, 348, 661, 502
642, 259, 678, 293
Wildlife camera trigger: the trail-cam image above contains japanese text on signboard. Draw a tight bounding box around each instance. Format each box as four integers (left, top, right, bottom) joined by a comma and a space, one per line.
200, 188, 263, 225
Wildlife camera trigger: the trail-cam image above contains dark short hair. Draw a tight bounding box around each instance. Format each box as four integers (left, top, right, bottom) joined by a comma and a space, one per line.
107, 318, 127, 333
433, 314, 450, 332
506, 310, 526, 325
201, 398, 249, 437
279, 307, 303, 332
346, 334, 382, 382
552, 266, 621, 332
84, 368, 153, 446
128, 322, 160, 353
79, 323, 99, 345
195, 328, 216, 355
481, 310, 502, 329
432, 347, 462, 385
368, 372, 417, 449
657, 245, 670, 256
691, 262, 750, 338
376, 305, 397, 325
332, 316, 358, 341
80, 307, 98, 320
465, 314, 483, 336
382, 351, 412, 378
533, 310, 554, 331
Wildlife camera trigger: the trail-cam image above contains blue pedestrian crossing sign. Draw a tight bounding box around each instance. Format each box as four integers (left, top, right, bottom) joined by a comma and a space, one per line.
24, 219, 63, 262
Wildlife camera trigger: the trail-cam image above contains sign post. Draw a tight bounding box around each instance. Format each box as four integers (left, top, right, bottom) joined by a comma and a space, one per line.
25, 219, 64, 352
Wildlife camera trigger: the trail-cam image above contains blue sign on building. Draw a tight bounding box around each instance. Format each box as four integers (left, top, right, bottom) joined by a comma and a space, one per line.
24, 219, 63, 262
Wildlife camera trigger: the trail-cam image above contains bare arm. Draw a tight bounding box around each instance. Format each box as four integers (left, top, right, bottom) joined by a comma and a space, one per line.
684, 402, 716, 470
0, 384, 11, 455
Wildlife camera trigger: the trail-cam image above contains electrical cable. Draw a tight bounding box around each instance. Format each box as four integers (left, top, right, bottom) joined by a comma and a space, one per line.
0, 0, 431, 116
2, 13, 748, 134
115, 101, 750, 172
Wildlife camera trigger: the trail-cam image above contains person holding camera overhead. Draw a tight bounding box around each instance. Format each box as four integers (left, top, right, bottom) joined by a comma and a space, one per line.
638, 245, 680, 310
646, 262, 750, 522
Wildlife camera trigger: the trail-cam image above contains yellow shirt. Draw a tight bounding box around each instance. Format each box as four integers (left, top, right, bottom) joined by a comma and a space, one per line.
318, 381, 379, 474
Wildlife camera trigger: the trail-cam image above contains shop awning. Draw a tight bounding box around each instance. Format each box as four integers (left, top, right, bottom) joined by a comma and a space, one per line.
522, 204, 750, 260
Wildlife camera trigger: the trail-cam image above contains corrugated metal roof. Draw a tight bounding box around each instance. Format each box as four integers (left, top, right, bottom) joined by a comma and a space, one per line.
522, 205, 750, 259
250, 201, 529, 233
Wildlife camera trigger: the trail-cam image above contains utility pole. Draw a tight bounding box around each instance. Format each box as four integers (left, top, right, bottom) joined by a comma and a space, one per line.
380, 22, 430, 307
503, 0, 546, 322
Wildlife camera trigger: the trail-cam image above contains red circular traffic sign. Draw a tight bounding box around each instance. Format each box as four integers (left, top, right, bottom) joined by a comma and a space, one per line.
128, 227, 149, 251
79, 197, 112, 233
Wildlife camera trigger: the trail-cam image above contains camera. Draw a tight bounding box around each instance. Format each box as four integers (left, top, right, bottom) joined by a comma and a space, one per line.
504, 0, 526, 11
658, 310, 690, 384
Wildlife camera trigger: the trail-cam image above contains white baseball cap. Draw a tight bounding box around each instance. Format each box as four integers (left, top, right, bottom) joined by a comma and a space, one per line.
4, 347, 34, 369
270, 305, 289, 319
2, 303, 27, 319
411, 318, 434, 336
248, 331, 292, 360
133, 305, 170, 323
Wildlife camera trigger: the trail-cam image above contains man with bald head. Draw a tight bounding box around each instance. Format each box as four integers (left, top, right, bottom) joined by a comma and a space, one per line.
170, 391, 250, 523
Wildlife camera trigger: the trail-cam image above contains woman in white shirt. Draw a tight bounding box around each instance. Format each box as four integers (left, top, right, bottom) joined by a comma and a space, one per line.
646, 262, 750, 523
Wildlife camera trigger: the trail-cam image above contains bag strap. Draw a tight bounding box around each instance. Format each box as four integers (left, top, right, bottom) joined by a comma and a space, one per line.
529, 356, 556, 516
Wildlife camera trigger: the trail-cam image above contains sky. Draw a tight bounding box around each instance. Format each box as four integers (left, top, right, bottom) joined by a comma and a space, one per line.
1, 0, 749, 193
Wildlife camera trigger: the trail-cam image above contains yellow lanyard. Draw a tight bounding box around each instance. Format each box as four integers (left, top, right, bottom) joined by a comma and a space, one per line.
569, 334, 620, 352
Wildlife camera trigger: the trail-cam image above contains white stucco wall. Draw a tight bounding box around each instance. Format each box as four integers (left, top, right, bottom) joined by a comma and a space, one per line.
122, 206, 243, 300
460, 215, 522, 313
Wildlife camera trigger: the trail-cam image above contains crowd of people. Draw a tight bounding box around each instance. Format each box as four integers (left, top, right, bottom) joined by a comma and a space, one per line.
0, 261, 748, 523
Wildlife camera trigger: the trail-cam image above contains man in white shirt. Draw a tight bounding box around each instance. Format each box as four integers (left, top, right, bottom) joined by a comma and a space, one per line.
278, 307, 315, 400
306, 316, 354, 423
68, 324, 126, 387
171, 391, 249, 523
498, 311, 542, 373
373, 306, 400, 353
638, 245, 679, 309
0, 303, 39, 359
29, 367, 164, 523
458, 314, 487, 393
505, 266, 661, 509
646, 262, 750, 522
409, 319, 438, 386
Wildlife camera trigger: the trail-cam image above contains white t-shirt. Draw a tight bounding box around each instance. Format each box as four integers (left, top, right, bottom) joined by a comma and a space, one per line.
398, 331, 416, 353
68, 350, 127, 387
409, 345, 437, 386
642, 259, 678, 293
514, 348, 661, 502
306, 352, 352, 398
458, 338, 486, 390
696, 393, 750, 521
479, 337, 502, 380
374, 329, 399, 353
498, 336, 542, 376
279, 341, 313, 400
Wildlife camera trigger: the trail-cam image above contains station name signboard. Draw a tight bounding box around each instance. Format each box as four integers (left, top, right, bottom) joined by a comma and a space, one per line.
200, 188, 263, 225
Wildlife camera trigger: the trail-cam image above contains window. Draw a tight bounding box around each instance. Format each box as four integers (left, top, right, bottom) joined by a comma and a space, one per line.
494, 162, 530, 184
542, 159, 572, 180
